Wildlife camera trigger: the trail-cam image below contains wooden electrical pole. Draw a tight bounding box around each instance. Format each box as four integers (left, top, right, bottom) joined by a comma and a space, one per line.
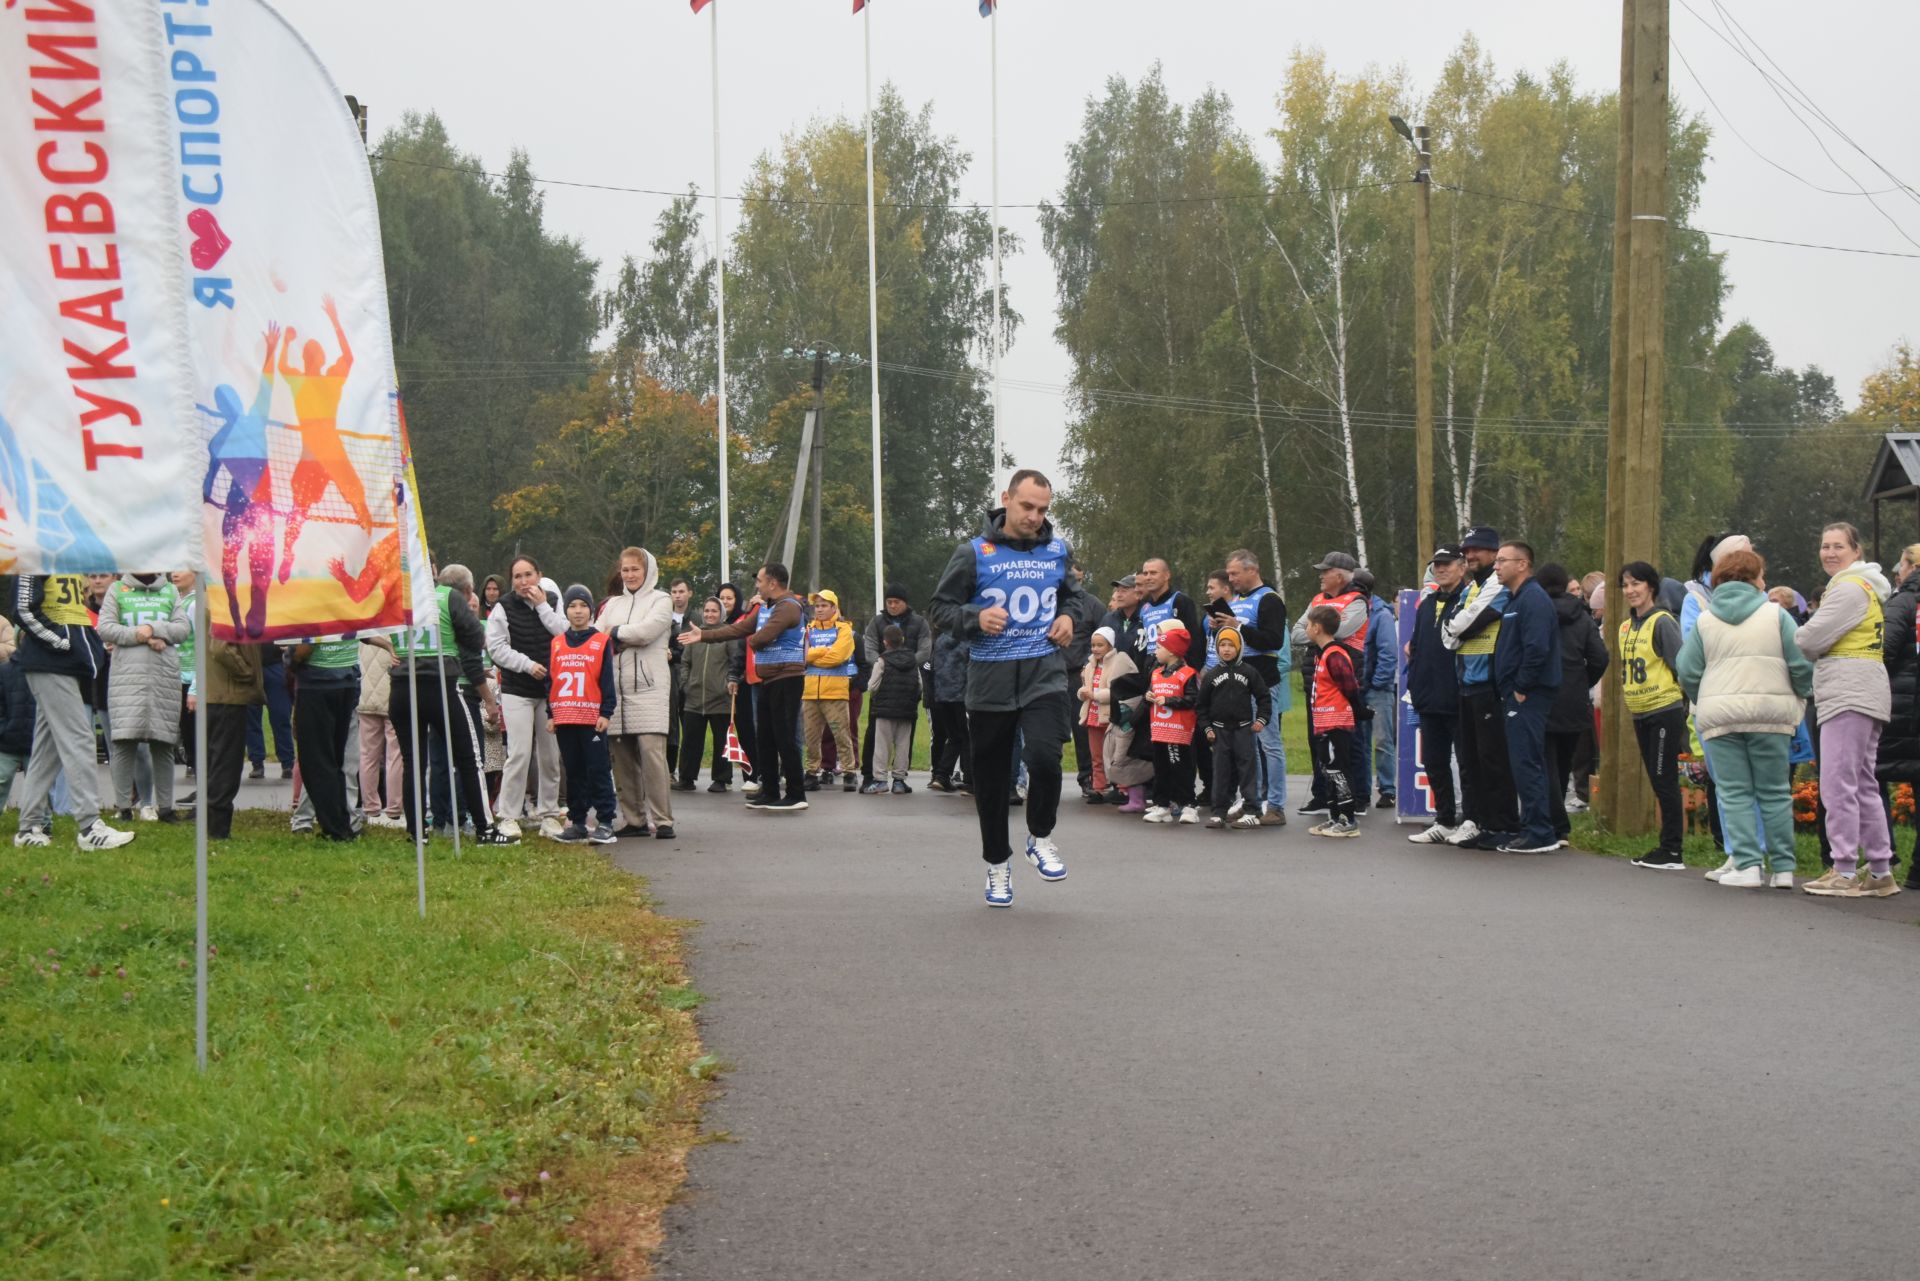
1597, 0, 1669, 833
1412, 124, 1437, 564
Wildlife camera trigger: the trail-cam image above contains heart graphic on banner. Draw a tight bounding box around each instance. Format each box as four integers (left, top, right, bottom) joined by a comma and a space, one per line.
186, 208, 231, 271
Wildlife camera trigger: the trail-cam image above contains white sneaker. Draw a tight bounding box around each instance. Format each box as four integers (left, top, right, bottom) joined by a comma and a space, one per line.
1718, 865, 1765, 889
1704, 856, 1737, 882
1443, 820, 1481, 847
1768, 870, 1796, 889
984, 861, 1013, 907
1408, 822, 1456, 845
741, 781, 762, 797
538, 816, 566, 840
13, 825, 51, 848
1143, 805, 1173, 824
1564, 793, 1589, 813
78, 819, 136, 850
1233, 813, 1263, 829
1176, 807, 1201, 825
137, 804, 160, 823
1024, 835, 1067, 881
1228, 797, 1245, 818
495, 818, 523, 840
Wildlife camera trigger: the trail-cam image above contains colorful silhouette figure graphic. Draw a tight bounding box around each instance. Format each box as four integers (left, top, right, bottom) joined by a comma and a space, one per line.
330, 526, 401, 607
277, 295, 372, 582
200, 322, 280, 637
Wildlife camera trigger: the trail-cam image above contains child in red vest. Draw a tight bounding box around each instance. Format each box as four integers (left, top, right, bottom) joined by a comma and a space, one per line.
1305, 604, 1363, 838
549, 585, 620, 845
1144, 622, 1200, 824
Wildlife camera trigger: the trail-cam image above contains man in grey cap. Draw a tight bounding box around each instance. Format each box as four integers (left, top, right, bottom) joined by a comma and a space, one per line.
1101, 572, 1149, 670
1292, 551, 1372, 817
1441, 525, 1519, 846
1406, 545, 1469, 844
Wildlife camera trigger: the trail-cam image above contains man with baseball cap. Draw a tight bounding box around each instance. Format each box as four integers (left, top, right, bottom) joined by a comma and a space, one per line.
1292, 551, 1372, 818
1442, 526, 1519, 846
1406, 544, 1470, 844
801, 589, 859, 791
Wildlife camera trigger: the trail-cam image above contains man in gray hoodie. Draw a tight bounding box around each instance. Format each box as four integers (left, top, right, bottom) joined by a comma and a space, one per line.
929, 470, 1090, 907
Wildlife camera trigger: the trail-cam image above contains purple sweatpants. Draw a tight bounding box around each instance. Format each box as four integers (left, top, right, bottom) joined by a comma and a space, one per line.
1819, 710, 1893, 876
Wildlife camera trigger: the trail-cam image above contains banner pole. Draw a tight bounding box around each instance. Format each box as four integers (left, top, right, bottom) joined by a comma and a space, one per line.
193, 592, 209, 1070
864, 0, 885, 617
711, 0, 732, 588
406, 647, 426, 915
989, 0, 1002, 484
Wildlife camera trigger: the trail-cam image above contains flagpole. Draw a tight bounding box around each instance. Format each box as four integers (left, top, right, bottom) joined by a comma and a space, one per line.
864, 0, 885, 616
192, 592, 208, 1070
406, 649, 426, 914
989, 0, 1003, 486
710, 0, 732, 587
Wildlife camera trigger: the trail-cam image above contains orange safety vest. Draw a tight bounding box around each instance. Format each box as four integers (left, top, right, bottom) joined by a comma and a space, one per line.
548, 631, 611, 725
1149, 664, 1197, 745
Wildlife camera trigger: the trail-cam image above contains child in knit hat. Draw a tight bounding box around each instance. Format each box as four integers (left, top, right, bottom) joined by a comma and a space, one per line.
1144, 621, 1200, 824
548, 585, 620, 844
1196, 625, 1273, 830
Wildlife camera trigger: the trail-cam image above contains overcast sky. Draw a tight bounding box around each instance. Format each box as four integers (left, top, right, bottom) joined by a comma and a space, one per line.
286, 0, 1920, 477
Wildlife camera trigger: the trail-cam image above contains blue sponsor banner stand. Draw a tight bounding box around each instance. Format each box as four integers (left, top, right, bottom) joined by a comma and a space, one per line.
1395, 588, 1437, 824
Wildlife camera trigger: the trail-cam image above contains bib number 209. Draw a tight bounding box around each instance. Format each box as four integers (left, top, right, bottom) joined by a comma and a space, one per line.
979, 585, 1058, 626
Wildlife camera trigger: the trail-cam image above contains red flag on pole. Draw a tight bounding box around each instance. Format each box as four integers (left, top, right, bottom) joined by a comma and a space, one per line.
852, 0, 866, 11
691, 0, 713, 11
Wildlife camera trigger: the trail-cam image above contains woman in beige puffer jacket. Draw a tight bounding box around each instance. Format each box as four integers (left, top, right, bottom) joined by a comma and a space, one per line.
596, 546, 675, 835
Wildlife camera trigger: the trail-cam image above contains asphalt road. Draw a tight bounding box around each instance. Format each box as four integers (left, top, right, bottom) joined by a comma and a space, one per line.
619, 779, 1920, 1281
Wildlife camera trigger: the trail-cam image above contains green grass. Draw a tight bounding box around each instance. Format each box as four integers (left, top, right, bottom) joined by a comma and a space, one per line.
0, 813, 707, 1280
1568, 808, 1918, 879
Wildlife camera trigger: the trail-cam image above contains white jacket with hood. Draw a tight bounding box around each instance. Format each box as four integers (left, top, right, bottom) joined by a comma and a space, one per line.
595, 548, 674, 736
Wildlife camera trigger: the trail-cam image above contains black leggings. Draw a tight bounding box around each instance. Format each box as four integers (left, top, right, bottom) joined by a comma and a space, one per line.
966, 693, 1069, 864
1633, 703, 1689, 854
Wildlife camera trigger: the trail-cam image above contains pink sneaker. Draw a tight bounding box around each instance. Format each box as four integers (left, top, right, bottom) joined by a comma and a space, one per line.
1115, 786, 1146, 814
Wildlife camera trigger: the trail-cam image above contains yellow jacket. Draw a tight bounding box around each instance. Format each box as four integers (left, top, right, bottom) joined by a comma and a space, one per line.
802, 615, 857, 701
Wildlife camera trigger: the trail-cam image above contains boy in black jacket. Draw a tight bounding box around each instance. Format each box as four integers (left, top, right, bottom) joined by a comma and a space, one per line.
0, 654, 36, 805
1196, 625, 1272, 830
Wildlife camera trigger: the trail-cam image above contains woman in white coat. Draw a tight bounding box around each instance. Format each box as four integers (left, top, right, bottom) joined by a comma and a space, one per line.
596, 546, 676, 838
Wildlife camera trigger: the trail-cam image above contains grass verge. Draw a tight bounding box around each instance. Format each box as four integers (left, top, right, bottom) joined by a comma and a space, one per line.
0, 812, 709, 1280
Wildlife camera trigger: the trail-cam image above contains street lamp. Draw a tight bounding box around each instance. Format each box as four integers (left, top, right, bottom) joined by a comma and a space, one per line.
1389, 114, 1436, 569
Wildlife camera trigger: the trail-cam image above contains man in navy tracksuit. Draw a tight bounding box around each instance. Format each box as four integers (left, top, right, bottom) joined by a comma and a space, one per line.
1491, 541, 1562, 854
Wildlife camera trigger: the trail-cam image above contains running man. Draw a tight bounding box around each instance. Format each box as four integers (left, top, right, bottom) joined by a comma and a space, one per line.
930, 469, 1089, 907
278, 295, 373, 582
201, 322, 281, 637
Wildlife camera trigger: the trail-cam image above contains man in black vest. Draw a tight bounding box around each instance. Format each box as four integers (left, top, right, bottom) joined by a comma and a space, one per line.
484, 555, 567, 839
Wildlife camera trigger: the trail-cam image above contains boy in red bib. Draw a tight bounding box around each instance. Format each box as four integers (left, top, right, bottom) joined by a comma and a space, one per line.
548, 585, 619, 844
1144, 622, 1201, 824
1305, 604, 1363, 838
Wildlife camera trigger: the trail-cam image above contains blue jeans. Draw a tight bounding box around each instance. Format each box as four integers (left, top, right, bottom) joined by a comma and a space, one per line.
1503, 691, 1555, 848
1256, 713, 1288, 812
1367, 689, 1398, 799
248, 662, 295, 766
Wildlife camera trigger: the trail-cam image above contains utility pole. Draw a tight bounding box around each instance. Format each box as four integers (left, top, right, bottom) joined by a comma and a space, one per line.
1597, 0, 1669, 834
808, 346, 827, 595
1411, 125, 1436, 565
1391, 115, 1437, 569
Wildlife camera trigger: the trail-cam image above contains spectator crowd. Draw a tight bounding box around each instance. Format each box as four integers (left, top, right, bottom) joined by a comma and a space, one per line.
5, 474, 1912, 907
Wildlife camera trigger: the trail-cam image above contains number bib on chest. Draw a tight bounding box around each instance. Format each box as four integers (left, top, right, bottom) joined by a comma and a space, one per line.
971, 537, 1068, 662
549, 631, 611, 725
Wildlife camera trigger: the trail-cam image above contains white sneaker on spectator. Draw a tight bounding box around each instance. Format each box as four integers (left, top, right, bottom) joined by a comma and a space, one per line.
1704, 856, 1737, 882
78, 820, 136, 850
538, 816, 566, 840
1408, 822, 1456, 845
1443, 820, 1481, 847
138, 804, 160, 823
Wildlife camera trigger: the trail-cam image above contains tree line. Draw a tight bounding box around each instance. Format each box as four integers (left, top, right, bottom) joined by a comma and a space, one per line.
374, 38, 1915, 608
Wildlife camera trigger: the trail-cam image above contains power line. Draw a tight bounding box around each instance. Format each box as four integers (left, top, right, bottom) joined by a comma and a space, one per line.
1669, 39, 1903, 199
394, 353, 1875, 438
1434, 182, 1920, 260
370, 151, 1407, 213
